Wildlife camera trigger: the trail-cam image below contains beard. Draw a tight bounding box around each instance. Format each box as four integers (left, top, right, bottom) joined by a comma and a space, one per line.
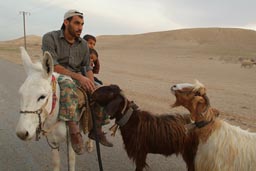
67, 24, 81, 38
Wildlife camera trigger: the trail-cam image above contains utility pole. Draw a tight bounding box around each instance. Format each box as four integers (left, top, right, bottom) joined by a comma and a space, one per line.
19, 11, 30, 50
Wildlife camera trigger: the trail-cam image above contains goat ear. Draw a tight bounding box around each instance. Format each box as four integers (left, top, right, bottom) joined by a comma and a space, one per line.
192, 96, 205, 111
197, 96, 205, 104
104, 95, 123, 117
190, 96, 205, 120
42, 51, 54, 79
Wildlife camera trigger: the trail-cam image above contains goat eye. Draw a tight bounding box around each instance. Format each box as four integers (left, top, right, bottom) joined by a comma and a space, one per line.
37, 95, 46, 101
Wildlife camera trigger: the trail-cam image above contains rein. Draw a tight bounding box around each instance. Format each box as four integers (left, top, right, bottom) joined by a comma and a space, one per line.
19, 75, 58, 142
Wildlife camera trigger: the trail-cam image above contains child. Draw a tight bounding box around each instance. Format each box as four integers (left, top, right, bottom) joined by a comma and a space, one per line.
83, 35, 100, 75
89, 48, 103, 85
83, 35, 100, 78
83, 34, 96, 49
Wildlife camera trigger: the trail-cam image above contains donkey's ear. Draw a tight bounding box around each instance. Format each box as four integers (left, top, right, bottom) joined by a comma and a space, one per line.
42, 51, 54, 78
20, 47, 33, 75
104, 95, 123, 117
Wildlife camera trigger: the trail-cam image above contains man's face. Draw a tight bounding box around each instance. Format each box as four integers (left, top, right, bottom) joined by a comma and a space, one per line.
87, 39, 96, 49
65, 16, 84, 38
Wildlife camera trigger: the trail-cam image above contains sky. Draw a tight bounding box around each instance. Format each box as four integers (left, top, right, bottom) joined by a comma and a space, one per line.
1, 0, 256, 41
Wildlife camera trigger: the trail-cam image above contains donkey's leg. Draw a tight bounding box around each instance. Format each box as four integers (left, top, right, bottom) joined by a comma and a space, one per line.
52, 149, 60, 171
86, 138, 94, 152
68, 140, 76, 171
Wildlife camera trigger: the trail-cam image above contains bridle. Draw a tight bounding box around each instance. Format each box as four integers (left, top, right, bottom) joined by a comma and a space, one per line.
20, 100, 48, 141
19, 75, 57, 141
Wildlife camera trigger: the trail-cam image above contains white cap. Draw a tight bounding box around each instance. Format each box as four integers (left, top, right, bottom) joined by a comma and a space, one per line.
64, 9, 83, 20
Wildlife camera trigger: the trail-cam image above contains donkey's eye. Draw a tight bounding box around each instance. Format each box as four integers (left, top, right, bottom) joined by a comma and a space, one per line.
37, 95, 46, 101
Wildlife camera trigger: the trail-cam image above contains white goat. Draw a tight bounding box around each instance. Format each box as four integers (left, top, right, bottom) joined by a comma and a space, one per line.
171, 80, 256, 171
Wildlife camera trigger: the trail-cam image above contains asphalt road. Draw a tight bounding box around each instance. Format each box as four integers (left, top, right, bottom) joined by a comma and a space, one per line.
0, 59, 186, 171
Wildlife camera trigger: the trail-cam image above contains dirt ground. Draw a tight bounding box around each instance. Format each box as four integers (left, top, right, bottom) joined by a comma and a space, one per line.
0, 28, 255, 170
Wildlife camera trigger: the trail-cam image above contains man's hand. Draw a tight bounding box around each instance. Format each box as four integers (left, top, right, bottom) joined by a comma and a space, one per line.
54, 65, 95, 92
77, 74, 95, 92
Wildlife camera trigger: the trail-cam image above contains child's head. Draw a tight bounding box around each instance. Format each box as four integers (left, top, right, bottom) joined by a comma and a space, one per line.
83, 34, 96, 49
89, 48, 98, 63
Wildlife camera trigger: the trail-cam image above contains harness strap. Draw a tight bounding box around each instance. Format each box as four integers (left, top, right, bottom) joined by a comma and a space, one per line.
116, 101, 138, 127
109, 101, 138, 136
116, 107, 134, 127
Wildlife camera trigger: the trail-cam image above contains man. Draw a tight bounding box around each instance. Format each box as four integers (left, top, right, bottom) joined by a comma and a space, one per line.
42, 9, 113, 155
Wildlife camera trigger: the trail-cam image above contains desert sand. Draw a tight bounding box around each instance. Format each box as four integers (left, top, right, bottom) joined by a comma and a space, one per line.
0, 28, 255, 170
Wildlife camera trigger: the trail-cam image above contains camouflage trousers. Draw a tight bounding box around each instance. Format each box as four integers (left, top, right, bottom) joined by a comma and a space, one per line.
57, 75, 81, 122
57, 74, 109, 126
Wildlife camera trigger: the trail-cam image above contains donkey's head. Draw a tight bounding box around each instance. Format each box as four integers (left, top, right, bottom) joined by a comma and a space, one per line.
16, 47, 54, 140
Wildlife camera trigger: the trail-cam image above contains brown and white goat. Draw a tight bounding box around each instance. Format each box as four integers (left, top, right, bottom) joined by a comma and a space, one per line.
91, 85, 196, 171
171, 80, 256, 171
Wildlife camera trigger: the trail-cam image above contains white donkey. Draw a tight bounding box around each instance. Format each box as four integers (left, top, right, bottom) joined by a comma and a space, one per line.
15, 47, 93, 171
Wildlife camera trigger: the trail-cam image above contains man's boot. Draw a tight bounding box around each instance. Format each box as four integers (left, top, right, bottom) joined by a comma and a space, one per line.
88, 107, 113, 147
68, 121, 85, 155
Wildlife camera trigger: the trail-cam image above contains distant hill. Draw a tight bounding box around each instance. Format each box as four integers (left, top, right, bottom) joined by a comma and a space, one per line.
96, 28, 256, 62
0, 35, 42, 63
1, 28, 256, 63
0, 35, 41, 46
98, 27, 256, 47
